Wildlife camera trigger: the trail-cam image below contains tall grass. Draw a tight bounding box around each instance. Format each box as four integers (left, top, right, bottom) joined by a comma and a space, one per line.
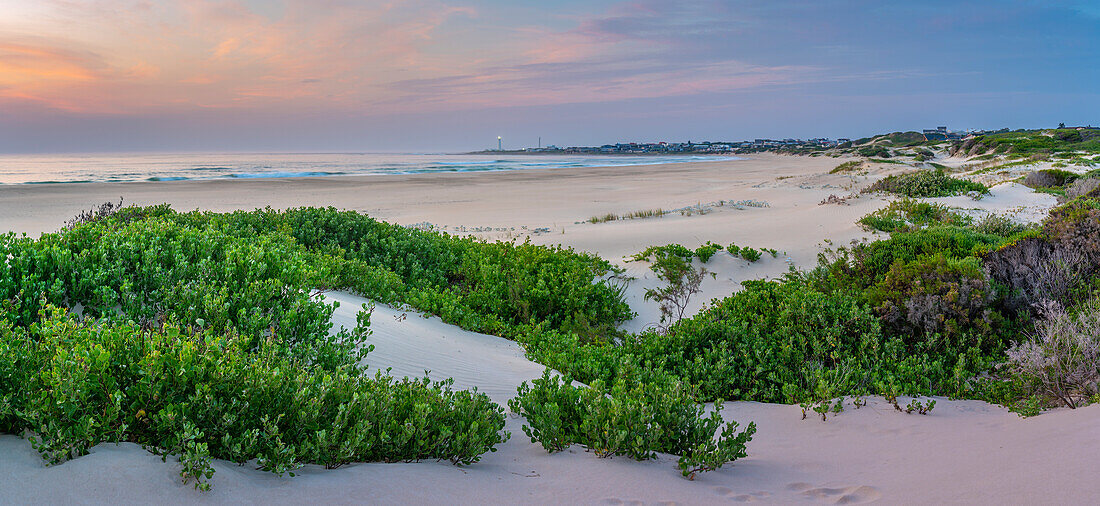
588, 208, 665, 223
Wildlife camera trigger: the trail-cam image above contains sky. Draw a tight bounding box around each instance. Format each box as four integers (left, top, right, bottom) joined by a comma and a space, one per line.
0, 0, 1097, 153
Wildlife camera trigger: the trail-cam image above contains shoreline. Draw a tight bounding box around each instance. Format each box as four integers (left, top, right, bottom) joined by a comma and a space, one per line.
0, 152, 744, 186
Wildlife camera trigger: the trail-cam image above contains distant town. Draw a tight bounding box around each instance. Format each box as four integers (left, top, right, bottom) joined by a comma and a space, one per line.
470, 126, 1017, 155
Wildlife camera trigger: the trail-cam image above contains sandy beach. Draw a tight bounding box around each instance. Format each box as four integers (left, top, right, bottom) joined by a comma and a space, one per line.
1, 153, 1093, 504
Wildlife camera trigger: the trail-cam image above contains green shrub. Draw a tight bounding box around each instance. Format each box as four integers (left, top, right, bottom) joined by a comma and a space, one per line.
632, 243, 694, 263
694, 242, 724, 263
866, 255, 1003, 353
740, 248, 762, 262
1, 308, 508, 489
0, 207, 633, 343
624, 280, 884, 403
1023, 169, 1079, 190
858, 199, 972, 233
814, 227, 1008, 292
509, 371, 755, 479
0, 205, 643, 488
829, 160, 863, 174
959, 128, 1100, 157
864, 170, 989, 198
972, 214, 1033, 237
858, 146, 891, 158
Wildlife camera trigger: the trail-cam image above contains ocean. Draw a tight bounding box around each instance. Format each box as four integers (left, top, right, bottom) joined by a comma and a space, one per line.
0, 152, 741, 185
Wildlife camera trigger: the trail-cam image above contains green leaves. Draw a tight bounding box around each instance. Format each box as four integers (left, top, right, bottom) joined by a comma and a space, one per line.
0, 308, 509, 489
864, 170, 989, 198
510, 370, 755, 478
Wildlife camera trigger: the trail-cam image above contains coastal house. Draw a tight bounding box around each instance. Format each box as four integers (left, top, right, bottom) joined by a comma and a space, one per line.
923, 126, 949, 141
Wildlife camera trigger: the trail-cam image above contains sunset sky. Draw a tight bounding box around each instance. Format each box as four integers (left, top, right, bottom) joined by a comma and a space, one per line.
1, 0, 1097, 152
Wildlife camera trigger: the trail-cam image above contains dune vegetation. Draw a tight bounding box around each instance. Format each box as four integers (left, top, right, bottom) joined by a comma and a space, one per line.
0, 206, 630, 488
863, 169, 989, 198
520, 186, 1100, 421
3, 184, 1100, 489
955, 128, 1100, 157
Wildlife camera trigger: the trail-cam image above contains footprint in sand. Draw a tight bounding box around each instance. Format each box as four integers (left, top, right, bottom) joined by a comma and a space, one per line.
600, 499, 678, 506
786, 483, 882, 504
599, 498, 647, 506
712, 486, 771, 502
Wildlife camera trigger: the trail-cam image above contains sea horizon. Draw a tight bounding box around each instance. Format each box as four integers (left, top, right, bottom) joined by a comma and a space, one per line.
0, 152, 743, 185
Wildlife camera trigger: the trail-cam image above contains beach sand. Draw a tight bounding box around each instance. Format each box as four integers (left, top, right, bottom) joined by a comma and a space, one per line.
0, 154, 1091, 504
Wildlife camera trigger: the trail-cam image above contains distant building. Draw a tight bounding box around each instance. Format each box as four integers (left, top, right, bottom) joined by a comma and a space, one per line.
923, 126, 949, 141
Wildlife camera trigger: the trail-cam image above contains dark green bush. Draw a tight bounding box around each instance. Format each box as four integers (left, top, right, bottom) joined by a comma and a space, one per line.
812, 227, 1008, 293
641, 280, 883, 402
864, 170, 989, 198
858, 146, 891, 158
1, 206, 633, 343
0, 205, 639, 489
0, 221, 345, 352
739, 248, 762, 262
694, 242, 724, 263
0, 308, 508, 489
859, 199, 973, 233
509, 370, 755, 479
866, 255, 1003, 353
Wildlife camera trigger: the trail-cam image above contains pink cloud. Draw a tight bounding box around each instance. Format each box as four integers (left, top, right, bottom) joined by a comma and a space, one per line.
0, 0, 878, 117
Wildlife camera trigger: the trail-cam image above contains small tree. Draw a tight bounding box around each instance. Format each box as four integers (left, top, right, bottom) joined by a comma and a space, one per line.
641, 249, 709, 331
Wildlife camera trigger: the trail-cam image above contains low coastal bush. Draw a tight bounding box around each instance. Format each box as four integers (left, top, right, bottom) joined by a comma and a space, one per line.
857, 146, 891, 158
1022, 168, 1078, 190
725, 243, 769, 262
693, 242, 724, 263
509, 371, 755, 480
641, 279, 885, 403
829, 160, 863, 174
521, 279, 890, 404
858, 199, 972, 233
984, 190, 1100, 312
1003, 299, 1100, 408
864, 170, 988, 198
971, 214, 1033, 237
0, 206, 633, 343
739, 247, 762, 262
0, 308, 508, 490
866, 254, 1002, 350
0, 205, 637, 488
955, 128, 1100, 157
1065, 177, 1100, 200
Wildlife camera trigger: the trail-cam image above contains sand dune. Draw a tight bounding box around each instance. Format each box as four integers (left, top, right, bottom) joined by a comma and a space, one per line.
1, 154, 1093, 504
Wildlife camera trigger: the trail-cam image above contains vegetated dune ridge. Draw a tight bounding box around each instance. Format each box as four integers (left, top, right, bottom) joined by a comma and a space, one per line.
0, 154, 1093, 504
2, 292, 1097, 504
